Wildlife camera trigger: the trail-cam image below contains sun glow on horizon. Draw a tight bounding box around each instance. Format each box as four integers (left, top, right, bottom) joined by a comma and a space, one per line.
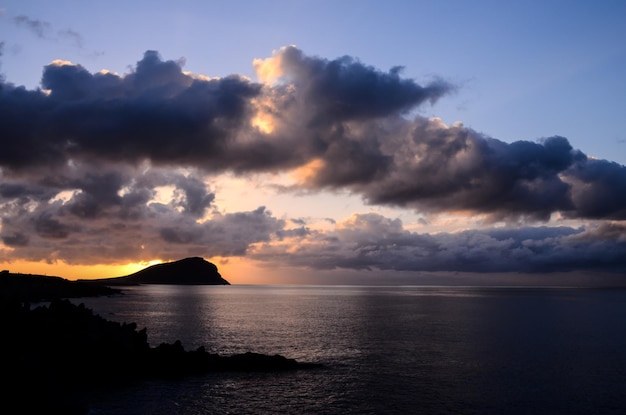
117, 259, 164, 277
0, 256, 281, 284
0, 259, 162, 280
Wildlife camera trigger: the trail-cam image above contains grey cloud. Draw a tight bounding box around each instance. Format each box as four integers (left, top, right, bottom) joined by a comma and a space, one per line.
267, 48, 626, 220
353, 126, 586, 220
276, 46, 452, 124
276, 226, 310, 240
2, 48, 626, 270
13, 15, 52, 38
0, 85, 63, 169
0, 181, 57, 201
1, 231, 29, 247
291, 110, 623, 221
12, 15, 85, 50
58, 29, 83, 49
0, 51, 261, 171
159, 226, 203, 245
566, 158, 626, 219
0, 41, 4, 80
172, 175, 215, 218
33, 212, 75, 239
0, 163, 285, 264
252, 213, 626, 274
310, 125, 393, 187
65, 171, 126, 218
159, 206, 285, 257
0, 47, 448, 174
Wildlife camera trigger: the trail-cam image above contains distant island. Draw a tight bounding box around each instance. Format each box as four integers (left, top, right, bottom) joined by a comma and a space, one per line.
86, 257, 230, 285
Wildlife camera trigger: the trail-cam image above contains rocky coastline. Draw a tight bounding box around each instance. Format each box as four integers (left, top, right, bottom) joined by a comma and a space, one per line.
0, 272, 320, 414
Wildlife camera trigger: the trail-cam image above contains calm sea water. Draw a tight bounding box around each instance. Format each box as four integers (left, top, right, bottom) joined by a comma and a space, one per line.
75, 285, 626, 414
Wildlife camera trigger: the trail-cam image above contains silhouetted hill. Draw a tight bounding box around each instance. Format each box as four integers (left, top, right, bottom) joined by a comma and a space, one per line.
0, 272, 120, 303
90, 257, 230, 285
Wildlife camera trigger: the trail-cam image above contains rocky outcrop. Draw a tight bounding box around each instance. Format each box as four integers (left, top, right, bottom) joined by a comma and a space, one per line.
0, 274, 319, 414
148, 342, 321, 377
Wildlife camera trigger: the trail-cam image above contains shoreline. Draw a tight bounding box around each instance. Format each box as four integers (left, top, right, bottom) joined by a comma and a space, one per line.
0, 273, 321, 414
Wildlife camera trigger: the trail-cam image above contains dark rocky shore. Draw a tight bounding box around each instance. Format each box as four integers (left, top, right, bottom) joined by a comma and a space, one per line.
0, 272, 320, 414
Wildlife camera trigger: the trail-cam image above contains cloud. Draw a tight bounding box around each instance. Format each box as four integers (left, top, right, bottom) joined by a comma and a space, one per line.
13, 15, 52, 38
2, 47, 625, 222
250, 213, 626, 274
1, 47, 626, 275
0, 161, 283, 264
57, 29, 83, 49
0, 51, 263, 171
254, 46, 452, 123
0, 41, 4, 82
565, 158, 626, 219
348, 124, 586, 221
10, 13, 93, 54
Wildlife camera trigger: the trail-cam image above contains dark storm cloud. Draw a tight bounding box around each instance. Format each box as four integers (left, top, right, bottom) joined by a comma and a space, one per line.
1, 50, 623, 226
0, 47, 450, 172
2, 47, 626, 272
274, 46, 452, 123
0, 51, 261, 170
566, 158, 626, 219
263, 48, 626, 221
33, 212, 75, 239
252, 213, 626, 274
351, 125, 589, 220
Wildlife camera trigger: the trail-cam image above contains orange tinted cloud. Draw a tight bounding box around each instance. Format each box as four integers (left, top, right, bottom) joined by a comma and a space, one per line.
253, 46, 291, 84
290, 158, 325, 184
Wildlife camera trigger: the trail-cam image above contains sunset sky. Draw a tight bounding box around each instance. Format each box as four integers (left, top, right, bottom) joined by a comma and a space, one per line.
1, 1, 625, 284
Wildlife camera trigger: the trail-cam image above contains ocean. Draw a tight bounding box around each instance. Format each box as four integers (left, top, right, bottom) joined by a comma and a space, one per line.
75, 285, 626, 414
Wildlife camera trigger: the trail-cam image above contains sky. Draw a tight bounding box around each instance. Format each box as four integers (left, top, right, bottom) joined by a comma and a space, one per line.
1, 0, 625, 285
